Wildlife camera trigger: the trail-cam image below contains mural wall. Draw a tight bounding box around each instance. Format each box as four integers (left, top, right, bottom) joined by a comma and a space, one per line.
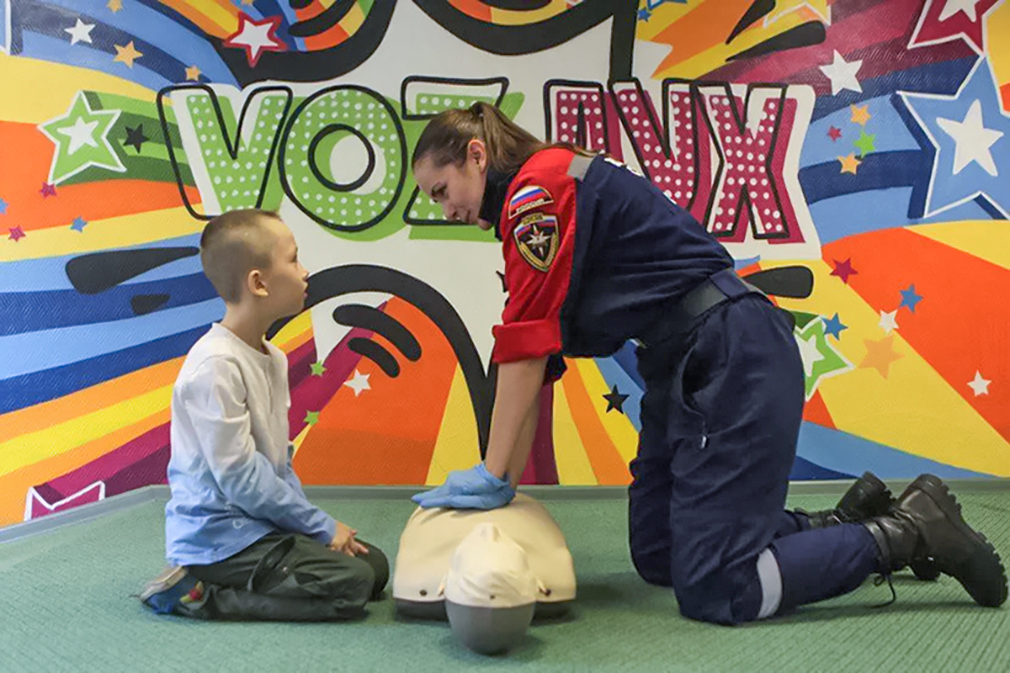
1, 0, 1007, 527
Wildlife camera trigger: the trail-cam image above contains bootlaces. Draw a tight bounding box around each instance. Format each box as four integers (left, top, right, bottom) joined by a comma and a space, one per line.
871, 573, 897, 608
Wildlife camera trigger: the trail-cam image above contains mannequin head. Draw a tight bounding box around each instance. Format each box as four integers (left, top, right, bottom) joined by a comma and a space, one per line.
443, 522, 538, 654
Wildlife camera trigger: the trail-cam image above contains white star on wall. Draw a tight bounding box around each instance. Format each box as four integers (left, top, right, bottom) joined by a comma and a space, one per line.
796, 332, 826, 378
878, 309, 899, 334
343, 369, 371, 397
968, 370, 991, 396
819, 50, 863, 96
65, 18, 94, 45
224, 14, 284, 67
940, 0, 983, 22
936, 99, 1004, 176
57, 116, 99, 155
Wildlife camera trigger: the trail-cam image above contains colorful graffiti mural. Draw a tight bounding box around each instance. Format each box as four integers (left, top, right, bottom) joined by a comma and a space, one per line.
1, 0, 1007, 527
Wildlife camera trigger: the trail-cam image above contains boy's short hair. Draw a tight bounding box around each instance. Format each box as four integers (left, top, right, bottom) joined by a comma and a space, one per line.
200, 209, 282, 303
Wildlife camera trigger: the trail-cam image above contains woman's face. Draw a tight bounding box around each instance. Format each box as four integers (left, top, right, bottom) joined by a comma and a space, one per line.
413, 139, 491, 230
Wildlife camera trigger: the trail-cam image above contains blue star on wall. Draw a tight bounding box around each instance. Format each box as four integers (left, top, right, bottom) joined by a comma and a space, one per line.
900, 58, 1010, 218
0, 198, 7, 215
70, 217, 88, 232
899, 284, 923, 312
823, 313, 848, 340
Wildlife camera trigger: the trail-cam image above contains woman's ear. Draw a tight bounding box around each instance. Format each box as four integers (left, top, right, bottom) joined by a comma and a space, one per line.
467, 138, 488, 171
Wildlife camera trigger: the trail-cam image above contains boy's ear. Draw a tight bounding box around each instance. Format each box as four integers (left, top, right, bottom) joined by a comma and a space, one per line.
247, 269, 269, 298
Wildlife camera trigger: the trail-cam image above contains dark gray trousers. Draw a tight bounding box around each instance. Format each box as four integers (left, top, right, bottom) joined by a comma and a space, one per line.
181, 533, 389, 621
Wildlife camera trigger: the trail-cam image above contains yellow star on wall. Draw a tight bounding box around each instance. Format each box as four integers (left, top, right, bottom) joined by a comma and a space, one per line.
850, 104, 872, 126
859, 335, 902, 378
838, 153, 861, 174
185, 65, 202, 81
114, 41, 143, 68
107, 0, 123, 12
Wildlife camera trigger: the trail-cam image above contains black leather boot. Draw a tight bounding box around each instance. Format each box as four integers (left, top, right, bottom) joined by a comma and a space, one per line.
863, 474, 1007, 608
800, 471, 940, 581
801, 471, 893, 528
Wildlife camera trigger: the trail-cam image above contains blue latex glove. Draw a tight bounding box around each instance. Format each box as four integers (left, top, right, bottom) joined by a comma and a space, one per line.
412, 462, 515, 510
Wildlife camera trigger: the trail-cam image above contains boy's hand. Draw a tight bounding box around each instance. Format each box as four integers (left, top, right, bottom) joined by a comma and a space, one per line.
343, 539, 369, 557
328, 521, 369, 557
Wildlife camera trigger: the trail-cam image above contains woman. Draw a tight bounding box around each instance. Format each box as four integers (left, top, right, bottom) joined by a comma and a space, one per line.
409, 103, 1006, 624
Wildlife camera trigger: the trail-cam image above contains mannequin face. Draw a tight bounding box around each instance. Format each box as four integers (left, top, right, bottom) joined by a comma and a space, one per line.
413, 139, 491, 230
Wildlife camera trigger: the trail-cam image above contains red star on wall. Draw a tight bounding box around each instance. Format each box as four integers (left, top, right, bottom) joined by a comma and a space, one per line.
828, 126, 842, 142
830, 258, 858, 284
909, 0, 1002, 55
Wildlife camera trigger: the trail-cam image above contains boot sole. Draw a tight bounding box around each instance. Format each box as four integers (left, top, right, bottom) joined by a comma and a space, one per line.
852, 472, 891, 510
910, 474, 1008, 607
859, 471, 888, 496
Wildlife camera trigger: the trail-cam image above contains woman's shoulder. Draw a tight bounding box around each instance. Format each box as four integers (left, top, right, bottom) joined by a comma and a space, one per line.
519, 146, 581, 176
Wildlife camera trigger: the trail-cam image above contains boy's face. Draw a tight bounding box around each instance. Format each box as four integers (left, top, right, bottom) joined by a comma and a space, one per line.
258, 218, 309, 318
414, 139, 490, 230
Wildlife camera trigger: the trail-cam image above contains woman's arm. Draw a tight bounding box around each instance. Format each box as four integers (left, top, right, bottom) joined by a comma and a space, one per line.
506, 387, 541, 488
483, 357, 547, 487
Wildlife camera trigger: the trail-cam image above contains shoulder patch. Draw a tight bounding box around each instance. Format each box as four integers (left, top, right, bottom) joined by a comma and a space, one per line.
513, 212, 559, 272
508, 185, 553, 219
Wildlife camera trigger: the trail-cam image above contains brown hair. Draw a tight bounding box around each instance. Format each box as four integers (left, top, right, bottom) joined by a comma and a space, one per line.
412, 101, 593, 173
200, 209, 282, 303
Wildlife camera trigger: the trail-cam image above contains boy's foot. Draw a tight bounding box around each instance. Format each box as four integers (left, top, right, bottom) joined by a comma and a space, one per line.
139, 566, 206, 615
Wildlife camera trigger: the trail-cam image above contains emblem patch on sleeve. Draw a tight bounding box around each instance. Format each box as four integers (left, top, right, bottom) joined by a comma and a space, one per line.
508, 185, 553, 219
513, 212, 559, 272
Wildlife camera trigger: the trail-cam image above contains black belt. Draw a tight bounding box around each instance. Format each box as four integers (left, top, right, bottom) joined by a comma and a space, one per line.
634, 268, 766, 349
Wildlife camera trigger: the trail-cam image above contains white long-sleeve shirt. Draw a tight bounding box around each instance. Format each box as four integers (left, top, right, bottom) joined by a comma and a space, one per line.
165, 323, 335, 566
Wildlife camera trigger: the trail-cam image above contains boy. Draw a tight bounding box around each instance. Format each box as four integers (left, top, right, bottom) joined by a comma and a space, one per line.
140, 209, 388, 620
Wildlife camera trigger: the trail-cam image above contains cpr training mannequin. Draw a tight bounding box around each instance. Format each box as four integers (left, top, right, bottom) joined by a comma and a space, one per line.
393, 493, 576, 654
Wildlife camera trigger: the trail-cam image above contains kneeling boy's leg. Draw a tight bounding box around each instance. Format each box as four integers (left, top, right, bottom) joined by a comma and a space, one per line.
181, 533, 376, 620
235, 534, 375, 604
355, 541, 390, 600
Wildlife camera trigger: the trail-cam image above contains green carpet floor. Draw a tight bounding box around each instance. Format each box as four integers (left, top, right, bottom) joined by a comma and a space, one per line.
1, 489, 1008, 672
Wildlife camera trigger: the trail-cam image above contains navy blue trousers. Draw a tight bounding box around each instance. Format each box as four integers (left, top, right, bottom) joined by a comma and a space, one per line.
628, 294, 879, 625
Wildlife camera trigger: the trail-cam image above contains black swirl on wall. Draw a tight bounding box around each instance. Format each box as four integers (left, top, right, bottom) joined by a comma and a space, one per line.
269, 265, 496, 454
411, 0, 638, 79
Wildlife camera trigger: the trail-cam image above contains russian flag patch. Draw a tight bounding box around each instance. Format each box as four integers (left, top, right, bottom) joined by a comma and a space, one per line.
508, 185, 553, 219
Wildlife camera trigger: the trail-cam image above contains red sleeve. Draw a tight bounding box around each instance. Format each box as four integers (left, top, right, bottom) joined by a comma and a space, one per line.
491, 155, 578, 364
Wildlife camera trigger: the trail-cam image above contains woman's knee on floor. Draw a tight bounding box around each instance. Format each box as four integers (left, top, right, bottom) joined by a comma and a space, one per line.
672, 563, 765, 626
628, 457, 675, 587
630, 539, 673, 587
